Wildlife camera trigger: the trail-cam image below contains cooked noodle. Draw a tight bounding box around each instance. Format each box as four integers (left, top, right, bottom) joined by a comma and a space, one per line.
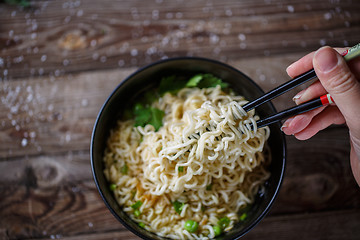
103, 85, 270, 239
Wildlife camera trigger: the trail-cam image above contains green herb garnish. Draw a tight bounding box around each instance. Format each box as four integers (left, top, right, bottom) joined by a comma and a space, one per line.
218, 217, 230, 229
134, 209, 141, 217
206, 184, 212, 191
240, 213, 247, 221
172, 200, 185, 214
131, 201, 143, 210
159, 75, 187, 95
138, 222, 145, 228
134, 103, 165, 131
159, 73, 228, 96
148, 107, 165, 131
186, 74, 203, 87
121, 164, 128, 174
186, 73, 229, 89
178, 166, 184, 172
134, 103, 151, 126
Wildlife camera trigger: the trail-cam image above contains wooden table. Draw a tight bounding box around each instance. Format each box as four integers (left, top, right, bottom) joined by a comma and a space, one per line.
1, 1, 360, 239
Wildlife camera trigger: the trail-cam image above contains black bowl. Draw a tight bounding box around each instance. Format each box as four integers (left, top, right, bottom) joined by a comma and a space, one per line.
91, 57, 286, 240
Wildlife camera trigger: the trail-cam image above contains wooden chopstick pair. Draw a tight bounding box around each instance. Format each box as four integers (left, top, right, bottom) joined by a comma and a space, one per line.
243, 43, 360, 129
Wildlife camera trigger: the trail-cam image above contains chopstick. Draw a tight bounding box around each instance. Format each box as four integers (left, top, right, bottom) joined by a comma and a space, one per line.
243, 43, 360, 112
255, 94, 333, 128
243, 68, 316, 112
241, 43, 360, 129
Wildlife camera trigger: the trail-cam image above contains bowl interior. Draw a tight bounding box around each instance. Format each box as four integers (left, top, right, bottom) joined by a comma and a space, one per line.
91, 57, 286, 240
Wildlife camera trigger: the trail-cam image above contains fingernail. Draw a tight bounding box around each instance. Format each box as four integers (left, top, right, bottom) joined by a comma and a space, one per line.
281, 117, 295, 133
292, 92, 303, 102
286, 63, 294, 74
280, 121, 289, 132
314, 47, 339, 73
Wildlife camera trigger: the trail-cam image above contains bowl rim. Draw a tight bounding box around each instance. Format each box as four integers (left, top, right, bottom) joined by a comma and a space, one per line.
90, 56, 286, 240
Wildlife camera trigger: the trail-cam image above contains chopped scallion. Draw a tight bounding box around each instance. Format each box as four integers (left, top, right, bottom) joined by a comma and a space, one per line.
131, 200, 143, 210
218, 217, 230, 229
121, 164, 128, 174
240, 213, 247, 221
172, 200, 184, 214
134, 209, 141, 217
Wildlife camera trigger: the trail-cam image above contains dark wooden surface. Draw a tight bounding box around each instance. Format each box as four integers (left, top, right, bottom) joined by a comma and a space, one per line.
1, 0, 360, 239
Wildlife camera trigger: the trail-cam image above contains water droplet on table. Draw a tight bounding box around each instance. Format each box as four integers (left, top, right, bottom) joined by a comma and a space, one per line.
287, 5, 295, 13
21, 138, 28, 147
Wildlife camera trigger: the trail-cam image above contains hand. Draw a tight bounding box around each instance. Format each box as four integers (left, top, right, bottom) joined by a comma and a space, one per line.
281, 46, 360, 186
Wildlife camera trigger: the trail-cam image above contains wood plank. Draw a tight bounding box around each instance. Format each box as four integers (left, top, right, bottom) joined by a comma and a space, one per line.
0, 68, 134, 159
0, 180, 125, 239
11, 209, 360, 240
0, 133, 359, 239
0, 52, 308, 159
1, 177, 359, 239
0, 151, 91, 183
1, 0, 359, 79
274, 129, 360, 214
0, 152, 125, 239
242, 209, 360, 240
37, 231, 142, 240
1, 1, 360, 239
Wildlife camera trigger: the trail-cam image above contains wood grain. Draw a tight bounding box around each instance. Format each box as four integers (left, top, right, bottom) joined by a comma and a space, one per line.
1, 0, 359, 79
2, 175, 359, 240
1, 126, 359, 239
276, 129, 360, 214
23, 208, 360, 240
242, 209, 360, 240
0, 53, 308, 159
0, 68, 133, 159
1, 0, 360, 239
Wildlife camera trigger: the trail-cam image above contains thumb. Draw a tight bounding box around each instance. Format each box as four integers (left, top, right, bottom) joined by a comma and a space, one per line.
313, 46, 360, 134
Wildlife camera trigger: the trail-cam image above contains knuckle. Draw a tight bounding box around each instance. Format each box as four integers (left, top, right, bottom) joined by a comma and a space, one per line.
327, 71, 357, 94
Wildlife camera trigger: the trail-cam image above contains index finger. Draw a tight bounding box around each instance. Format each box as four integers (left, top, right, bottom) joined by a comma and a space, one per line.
286, 48, 348, 78
286, 51, 315, 78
